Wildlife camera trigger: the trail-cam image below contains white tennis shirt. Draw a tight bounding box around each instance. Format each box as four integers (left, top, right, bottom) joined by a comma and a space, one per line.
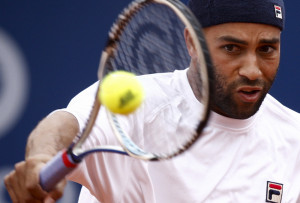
65, 69, 300, 203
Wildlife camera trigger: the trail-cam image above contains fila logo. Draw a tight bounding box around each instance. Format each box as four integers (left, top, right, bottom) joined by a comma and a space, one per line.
274, 5, 283, 19
266, 181, 283, 203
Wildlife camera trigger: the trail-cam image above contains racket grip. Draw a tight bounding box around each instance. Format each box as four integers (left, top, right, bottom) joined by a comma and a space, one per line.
39, 150, 78, 192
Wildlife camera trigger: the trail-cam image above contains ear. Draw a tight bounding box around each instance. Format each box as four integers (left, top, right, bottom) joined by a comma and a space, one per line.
184, 28, 196, 59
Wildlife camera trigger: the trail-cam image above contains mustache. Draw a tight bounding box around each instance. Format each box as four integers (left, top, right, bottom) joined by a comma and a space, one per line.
214, 74, 266, 91
233, 77, 265, 87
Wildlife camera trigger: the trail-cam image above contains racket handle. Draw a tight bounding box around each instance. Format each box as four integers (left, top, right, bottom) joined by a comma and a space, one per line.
39, 150, 78, 191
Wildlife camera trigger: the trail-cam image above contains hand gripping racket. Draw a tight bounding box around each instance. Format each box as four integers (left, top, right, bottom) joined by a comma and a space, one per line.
40, 0, 213, 192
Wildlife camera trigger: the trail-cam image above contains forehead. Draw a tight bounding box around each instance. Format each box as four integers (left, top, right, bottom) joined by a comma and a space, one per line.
203, 22, 281, 42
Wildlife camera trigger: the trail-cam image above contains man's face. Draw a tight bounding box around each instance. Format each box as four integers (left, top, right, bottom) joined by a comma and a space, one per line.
203, 23, 281, 119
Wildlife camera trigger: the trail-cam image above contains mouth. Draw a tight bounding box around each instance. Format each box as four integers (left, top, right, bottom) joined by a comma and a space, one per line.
237, 87, 262, 103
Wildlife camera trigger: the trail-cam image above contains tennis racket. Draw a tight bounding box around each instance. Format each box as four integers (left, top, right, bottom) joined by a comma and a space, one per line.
40, 0, 213, 192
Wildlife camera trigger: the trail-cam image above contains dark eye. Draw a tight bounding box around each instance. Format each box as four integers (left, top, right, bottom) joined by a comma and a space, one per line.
223, 44, 240, 53
222, 44, 241, 54
258, 45, 276, 54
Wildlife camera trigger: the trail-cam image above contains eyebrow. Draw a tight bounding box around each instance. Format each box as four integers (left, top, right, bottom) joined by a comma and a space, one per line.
259, 38, 280, 44
218, 36, 248, 45
217, 35, 280, 45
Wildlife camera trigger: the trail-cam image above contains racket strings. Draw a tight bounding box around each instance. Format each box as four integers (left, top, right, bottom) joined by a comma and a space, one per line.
102, 0, 210, 159
112, 3, 190, 75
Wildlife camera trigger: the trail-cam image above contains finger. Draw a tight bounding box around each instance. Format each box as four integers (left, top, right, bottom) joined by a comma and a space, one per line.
4, 171, 19, 203
14, 161, 27, 189
23, 155, 59, 201
14, 162, 42, 203
48, 179, 67, 201
44, 196, 55, 203
25, 160, 48, 200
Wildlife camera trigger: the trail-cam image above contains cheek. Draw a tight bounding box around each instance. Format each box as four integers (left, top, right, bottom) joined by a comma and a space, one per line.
211, 53, 239, 79
259, 59, 280, 82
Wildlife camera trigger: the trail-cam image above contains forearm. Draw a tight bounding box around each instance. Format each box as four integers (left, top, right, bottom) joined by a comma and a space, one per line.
25, 110, 79, 159
4, 110, 79, 202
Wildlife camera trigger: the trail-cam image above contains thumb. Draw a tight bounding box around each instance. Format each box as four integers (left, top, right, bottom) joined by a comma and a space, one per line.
44, 196, 55, 203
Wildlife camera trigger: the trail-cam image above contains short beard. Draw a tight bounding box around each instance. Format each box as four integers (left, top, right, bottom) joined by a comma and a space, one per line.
211, 72, 273, 119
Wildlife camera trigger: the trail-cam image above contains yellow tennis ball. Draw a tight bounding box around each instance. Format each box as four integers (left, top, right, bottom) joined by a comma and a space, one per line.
99, 71, 144, 115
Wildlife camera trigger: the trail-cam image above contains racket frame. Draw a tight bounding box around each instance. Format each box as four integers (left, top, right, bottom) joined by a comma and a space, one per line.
40, 0, 213, 192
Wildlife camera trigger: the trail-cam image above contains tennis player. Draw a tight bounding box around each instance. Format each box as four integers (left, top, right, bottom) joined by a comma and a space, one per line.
5, 0, 300, 202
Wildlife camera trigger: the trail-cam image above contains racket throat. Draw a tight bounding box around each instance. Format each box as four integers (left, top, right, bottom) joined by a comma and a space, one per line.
67, 148, 83, 164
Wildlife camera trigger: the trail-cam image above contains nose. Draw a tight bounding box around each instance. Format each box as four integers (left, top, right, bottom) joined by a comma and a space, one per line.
238, 53, 262, 80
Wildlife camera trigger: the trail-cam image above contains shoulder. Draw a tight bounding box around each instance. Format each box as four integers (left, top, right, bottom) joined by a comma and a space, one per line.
65, 81, 99, 129
138, 71, 179, 92
137, 70, 192, 117
261, 94, 300, 128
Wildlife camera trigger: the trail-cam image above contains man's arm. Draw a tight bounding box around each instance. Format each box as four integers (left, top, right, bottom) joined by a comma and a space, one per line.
4, 110, 79, 203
